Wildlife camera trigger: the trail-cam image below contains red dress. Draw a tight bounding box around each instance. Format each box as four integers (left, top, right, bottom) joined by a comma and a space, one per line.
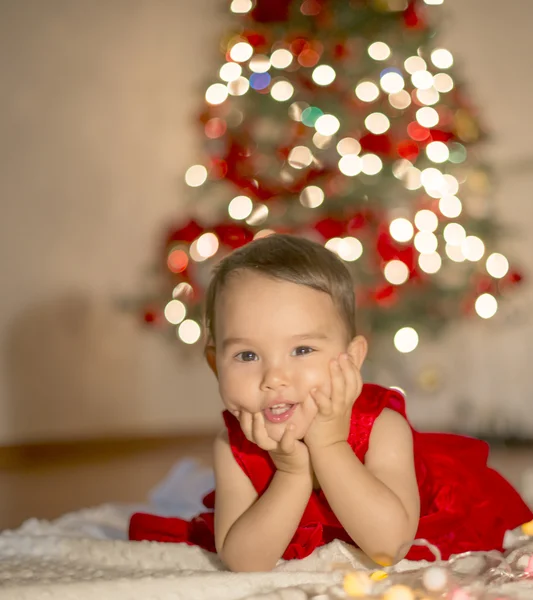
129, 384, 532, 561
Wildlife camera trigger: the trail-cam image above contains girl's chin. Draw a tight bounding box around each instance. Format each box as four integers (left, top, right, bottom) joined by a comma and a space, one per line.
266, 421, 305, 443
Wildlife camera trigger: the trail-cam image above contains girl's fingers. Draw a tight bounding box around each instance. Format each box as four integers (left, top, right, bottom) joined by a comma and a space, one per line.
339, 354, 358, 404
239, 412, 254, 442
330, 358, 346, 410
252, 412, 277, 451
279, 423, 296, 454
311, 386, 333, 415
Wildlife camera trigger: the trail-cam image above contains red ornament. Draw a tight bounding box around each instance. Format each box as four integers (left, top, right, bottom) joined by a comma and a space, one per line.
403, 1, 426, 29
251, 0, 291, 22
242, 31, 268, 49
407, 122, 430, 142
313, 217, 346, 240
333, 43, 348, 59
205, 118, 227, 139
210, 158, 228, 179
166, 220, 204, 245
428, 129, 455, 144
373, 284, 398, 307
347, 212, 368, 233
214, 223, 254, 249
359, 133, 393, 157
143, 307, 160, 325
376, 228, 416, 273
397, 140, 419, 161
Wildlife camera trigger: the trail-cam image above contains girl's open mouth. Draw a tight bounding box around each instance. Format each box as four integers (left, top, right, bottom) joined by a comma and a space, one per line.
263, 403, 296, 423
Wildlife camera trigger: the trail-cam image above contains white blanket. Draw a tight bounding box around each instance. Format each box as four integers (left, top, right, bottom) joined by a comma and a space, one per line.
1, 503, 533, 600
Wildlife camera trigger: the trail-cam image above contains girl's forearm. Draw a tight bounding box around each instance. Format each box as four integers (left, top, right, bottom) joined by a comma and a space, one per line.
310, 442, 414, 564
219, 470, 312, 572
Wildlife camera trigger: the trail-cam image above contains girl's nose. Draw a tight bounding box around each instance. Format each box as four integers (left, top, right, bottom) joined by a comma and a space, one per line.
260, 363, 289, 391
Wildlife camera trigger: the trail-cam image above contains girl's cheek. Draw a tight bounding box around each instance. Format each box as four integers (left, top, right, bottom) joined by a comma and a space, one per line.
299, 363, 329, 391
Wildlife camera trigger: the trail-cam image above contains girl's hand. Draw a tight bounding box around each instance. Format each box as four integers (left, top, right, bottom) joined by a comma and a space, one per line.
238, 411, 312, 477
304, 353, 363, 451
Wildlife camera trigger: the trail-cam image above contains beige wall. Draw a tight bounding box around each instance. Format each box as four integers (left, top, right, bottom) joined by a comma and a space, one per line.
0, 0, 532, 444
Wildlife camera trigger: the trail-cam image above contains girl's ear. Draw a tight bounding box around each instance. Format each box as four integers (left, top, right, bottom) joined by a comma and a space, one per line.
347, 335, 367, 369
204, 344, 218, 377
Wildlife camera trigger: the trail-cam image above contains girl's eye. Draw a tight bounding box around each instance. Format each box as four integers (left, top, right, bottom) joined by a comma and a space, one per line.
235, 351, 257, 362
293, 346, 314, 357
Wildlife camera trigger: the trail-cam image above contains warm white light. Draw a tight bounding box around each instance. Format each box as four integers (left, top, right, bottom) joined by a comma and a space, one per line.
300, 185, 324, 208
172, 282, 193, 299
288, 101, 308, 122
420, 167, 444, 194
337, 138, 361, 156
288, 146, 313, 169
418, 252, 442, 274
368, 42, 391, 61
195, 232, 219, 259
246, 204, 269, 226
227, 76, 250, 96
205, 83, 228, 105
249, 55, 271, 73
416, 107, 439, 127
254, 229, 275, 239
230, 0, 253, 12
445, 243, 465, 262
384, 260, 409, 285
462, 236, 485, 262
403, 167, 422, 190
389, 90, 411, 109
442, 174, 459, 196
335, 237, 363, 262
270, 80, 294, 101
439, 195, 462, 218
338, 155, 362, 176
312, 133, 332, 149
365, 112, 390, 134
178, 319, 202, 344
475, 294, 498, 319
434, 73, 454, 93
196, 233, 218, 258
414, 231, 438, 254
325, 237, 342, 253
230, 41, 253, 63
315, 114, 340, 136
394, 327, 419, 353
361, 154, 383, 175
228, 195, 253, 220
312, 65, 336, 85
164, 300, 186, 325
392, 159, 412, 179
416, 87, 440, 106
270, 48, 293, 69
424, 0, 444, 4
404, 56, 427, 74
443, 223, 466, 245
426, 141, 450, 163
219, 62, 242, 82
414, 209, 438, 232
380, 72, 405, 94
431, 48, 454, 69
390, 218, 414, 242
412, 70, 434, 90
486, 253, 509, 279
355, 81, 380, 102
185, 165, 208, 187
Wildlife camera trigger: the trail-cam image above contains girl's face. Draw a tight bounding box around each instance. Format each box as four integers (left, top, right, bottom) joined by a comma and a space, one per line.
211, 270, 360, 442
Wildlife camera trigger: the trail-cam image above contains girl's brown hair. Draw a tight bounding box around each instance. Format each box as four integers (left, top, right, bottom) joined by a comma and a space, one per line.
204, 234, 356, 345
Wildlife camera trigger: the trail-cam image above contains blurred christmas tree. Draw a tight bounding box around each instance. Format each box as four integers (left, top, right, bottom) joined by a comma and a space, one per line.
138, 0, 522, 354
